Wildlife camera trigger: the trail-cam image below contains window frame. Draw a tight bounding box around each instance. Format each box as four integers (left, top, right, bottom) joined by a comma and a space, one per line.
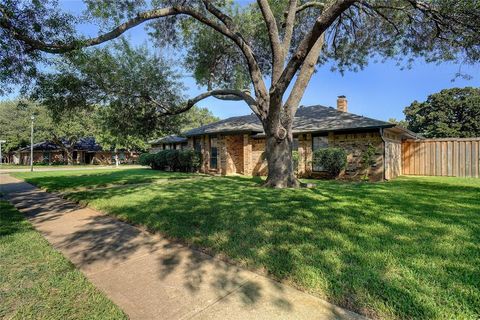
311, 133, 329, 172
209, 136, 218, 170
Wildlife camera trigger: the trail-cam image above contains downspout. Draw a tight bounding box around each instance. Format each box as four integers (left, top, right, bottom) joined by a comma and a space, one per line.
379, 128, 386, 180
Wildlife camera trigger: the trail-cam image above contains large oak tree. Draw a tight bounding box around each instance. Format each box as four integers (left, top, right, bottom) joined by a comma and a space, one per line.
1, 0, 479, 187
404, 87, 480, 138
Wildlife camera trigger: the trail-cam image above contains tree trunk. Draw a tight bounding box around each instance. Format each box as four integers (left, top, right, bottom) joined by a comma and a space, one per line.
114, 148, 119, 168
65, 149, 74, 165
262, 110, 300, 188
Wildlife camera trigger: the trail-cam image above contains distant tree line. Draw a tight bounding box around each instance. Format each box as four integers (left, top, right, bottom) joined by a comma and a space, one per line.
389, 87, 480, 138
0, 99, 219, 163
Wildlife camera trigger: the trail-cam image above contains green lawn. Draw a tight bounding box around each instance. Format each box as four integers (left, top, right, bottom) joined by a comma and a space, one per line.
14, 168, 198, 192
12, 169, 480, 319
0, 200, 126, 319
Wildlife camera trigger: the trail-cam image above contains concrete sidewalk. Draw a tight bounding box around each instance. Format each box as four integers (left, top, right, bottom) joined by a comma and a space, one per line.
0, 174, 366, 320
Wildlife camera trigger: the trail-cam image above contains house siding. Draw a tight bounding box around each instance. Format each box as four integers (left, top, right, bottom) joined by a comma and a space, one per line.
188, 129, 389, 181
383, 129, 403, 180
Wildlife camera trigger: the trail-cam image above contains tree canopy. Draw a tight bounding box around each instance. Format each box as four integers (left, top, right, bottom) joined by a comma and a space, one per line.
404, 87, 480, 138
0, 100, 51, 153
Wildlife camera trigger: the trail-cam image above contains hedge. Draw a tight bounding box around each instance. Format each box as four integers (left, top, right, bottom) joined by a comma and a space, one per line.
139, 150, 201, 172
312, 147, 347, 177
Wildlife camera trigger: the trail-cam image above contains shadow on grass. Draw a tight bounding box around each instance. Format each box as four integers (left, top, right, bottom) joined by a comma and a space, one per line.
7, 172, 480, 319
2, 181, 360, 320
13, 168, 198, 192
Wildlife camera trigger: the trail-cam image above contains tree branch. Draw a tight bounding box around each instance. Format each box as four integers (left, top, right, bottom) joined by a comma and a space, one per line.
149, 89, 261, 118
201, 0, 235, 29
284, 33, 324, 119
273, 0, 356, 97
1, 4, 269, 112
282, 0, 297, 60
257, 0, 283, 84
295, 2, 325, 14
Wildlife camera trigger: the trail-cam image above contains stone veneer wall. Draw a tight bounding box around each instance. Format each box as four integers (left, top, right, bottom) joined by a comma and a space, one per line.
188, 130, 387, 181
225, 135, 244, 174
296, 131, 384, 181
250, 138, 268, 176
383, 129, 402, 180
328, 131, 384, 181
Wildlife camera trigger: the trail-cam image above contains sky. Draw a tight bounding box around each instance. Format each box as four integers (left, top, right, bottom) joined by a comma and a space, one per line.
5, 0, 480, 122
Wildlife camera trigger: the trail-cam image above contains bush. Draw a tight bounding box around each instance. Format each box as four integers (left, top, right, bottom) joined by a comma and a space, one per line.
138, 153, 155, 168
143, 149, 202, 172
178, 149, 202, 172
312, 147, 347, 177
153, 151, 168, 170
165, 150, 180, 171
361, 144, 377, 181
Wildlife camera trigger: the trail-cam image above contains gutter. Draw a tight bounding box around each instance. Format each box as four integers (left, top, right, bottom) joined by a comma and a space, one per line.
379, 128, 386, 181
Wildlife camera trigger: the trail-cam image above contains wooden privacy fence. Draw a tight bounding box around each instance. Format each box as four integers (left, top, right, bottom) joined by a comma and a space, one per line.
402, 138, 480, 178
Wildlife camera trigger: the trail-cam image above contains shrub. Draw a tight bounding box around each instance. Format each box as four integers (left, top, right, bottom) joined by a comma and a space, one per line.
178, 149, 202, 172
312, 147, 347, 177
144, 149, 202, 172
153, 151, 168, 170
361, 144, 377, 181
138, 153, 155, 168
165, 150, 180, 171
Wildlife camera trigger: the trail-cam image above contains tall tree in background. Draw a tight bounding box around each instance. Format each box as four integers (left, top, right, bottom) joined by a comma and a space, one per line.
404, 87, 480, 138
48, 107, 97, 164
180, 106, 220, 132
0, 100, 51, 154
1, 0, 479, 187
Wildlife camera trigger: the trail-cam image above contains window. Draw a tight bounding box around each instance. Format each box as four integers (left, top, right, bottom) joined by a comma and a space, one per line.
194, 137, 202, 153
312, 135, 328, 172
210, 137, 218, 169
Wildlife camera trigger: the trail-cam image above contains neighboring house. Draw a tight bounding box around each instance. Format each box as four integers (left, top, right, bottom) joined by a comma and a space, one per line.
14, 137, 139, 165
149, 135, 188, 153
151, 97, 418, 181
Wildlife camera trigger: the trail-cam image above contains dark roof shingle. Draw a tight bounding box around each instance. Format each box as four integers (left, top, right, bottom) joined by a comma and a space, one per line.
150, 135, 188, 145
183, 105, 393, 137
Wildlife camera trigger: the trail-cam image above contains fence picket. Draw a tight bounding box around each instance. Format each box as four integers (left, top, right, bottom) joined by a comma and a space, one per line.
402, 138, 480, 178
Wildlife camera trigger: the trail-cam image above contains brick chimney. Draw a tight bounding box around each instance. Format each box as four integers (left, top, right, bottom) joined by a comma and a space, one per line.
337, 95, 347, 112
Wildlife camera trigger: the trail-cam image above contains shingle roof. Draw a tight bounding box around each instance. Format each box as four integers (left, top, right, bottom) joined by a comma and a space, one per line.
183, 114, 263, 137
292, 105, 393, 133
19, 137, 103, 152
150, 135, 188, 145
183, 105, 394, 137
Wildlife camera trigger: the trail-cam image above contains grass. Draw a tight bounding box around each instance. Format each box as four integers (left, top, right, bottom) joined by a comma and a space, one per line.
12, 169, 480, 319
0, 200, 126, 319
14, 168, 197, 192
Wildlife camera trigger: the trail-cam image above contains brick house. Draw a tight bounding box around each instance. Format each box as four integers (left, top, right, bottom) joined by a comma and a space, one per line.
14, 137, 139, 165
152, 97, 417, 181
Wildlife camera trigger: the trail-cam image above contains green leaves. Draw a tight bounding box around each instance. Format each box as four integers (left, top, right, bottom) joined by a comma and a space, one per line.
32, 39, 185, 139
404, 87, 480, 138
